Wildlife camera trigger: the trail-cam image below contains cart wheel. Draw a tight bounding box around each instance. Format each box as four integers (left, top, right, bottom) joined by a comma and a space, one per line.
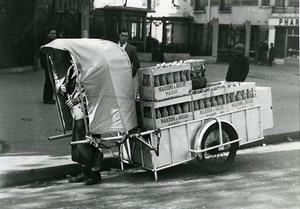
0, 139, 11, 154
198, 123, 238, 174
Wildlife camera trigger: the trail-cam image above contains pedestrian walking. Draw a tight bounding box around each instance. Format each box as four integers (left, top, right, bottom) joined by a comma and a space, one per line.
226, 43, 249, 82
40, 28, 56, 104
268, 43, 275, 67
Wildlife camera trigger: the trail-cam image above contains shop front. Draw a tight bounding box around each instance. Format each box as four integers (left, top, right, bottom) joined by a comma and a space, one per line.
268, 16, 299, 58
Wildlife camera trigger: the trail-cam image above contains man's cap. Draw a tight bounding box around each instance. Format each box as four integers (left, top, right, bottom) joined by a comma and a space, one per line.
234, 43, 245, 49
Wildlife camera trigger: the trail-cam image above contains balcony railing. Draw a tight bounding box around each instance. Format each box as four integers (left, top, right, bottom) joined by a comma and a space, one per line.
272, 6, 299, 14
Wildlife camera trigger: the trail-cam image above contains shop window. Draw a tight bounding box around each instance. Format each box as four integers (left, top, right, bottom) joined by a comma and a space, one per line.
287, 28, 299, 35
124, 16, 144, 41
261, 0, 270, 6
219, 0, 232, 12
275, 0, 285, 7
131, 23, 137, 39
166, 24, 173, 43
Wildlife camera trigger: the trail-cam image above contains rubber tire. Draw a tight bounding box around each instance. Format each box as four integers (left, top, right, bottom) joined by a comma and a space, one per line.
198, 123, 239, 174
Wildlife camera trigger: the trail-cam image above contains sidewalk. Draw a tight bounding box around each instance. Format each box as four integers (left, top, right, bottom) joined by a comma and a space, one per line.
0, 61, 299, 187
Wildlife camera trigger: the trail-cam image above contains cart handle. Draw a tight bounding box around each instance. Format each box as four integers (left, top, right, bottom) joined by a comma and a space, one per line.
70, 130, 162, 156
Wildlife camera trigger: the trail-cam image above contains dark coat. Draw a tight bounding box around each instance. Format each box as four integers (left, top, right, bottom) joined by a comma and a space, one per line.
124, 43, 140, 77
226, 55, 249, 82
269, 46, 275, 60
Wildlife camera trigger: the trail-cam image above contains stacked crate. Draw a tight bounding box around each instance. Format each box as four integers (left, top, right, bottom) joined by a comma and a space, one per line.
192, 81, 257, 119
138, 62, 194, 129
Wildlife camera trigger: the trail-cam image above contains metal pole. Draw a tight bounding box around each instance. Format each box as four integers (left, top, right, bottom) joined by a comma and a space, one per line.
81, 0, 90, 38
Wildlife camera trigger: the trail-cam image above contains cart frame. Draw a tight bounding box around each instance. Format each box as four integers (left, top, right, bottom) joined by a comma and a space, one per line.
71, 103, 265, 181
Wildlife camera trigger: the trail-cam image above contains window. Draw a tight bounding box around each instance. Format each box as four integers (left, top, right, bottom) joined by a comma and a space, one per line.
131, 23, 137, 39
289, 0, 299, 7
240, 0, 258, 6
261, 0, 270, 6
275, 0, 285, 7
220, 0, 231, 12
194, 0, 206, 11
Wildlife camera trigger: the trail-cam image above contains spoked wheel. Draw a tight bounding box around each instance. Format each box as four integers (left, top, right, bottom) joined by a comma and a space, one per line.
198, 123, 239, 174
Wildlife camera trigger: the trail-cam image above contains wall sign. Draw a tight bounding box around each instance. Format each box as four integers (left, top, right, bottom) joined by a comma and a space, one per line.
269, 17, 299, 26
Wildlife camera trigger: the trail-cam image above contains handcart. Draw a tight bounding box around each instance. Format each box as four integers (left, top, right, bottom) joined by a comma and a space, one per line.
41, 39, 273, 181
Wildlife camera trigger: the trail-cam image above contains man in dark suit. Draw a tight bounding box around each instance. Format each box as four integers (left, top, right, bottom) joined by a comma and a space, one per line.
118, 29, 140, 77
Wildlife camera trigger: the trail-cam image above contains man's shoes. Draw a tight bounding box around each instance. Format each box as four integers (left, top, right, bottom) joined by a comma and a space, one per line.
85, 171, 101, 185
44, 100, 55, 104
68, 173, 89, 183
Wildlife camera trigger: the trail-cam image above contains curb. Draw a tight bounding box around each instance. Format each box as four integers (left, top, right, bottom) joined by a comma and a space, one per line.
1, 131, 299, 188
0, 156, 120, 188
240, 131, 300, 149
0, 66, 35, 74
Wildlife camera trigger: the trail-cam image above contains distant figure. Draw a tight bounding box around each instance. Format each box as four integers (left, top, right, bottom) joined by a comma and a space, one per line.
268, 43, 275, 67
40, 28, 56, 104
226, 43, 249, 82
257, 42, 264, 65
146, 32, 152, 52
262, 41, 269, 65
118, 29, 140, 77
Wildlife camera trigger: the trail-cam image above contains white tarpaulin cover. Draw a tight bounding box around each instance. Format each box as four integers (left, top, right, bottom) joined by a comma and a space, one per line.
41, 39, 137, 134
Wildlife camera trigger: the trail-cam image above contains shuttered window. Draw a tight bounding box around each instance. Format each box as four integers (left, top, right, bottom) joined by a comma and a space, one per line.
275, 0, 285, 7
220, 0, 231, 11
261, 0, 270, 6
289, 0, 299, 7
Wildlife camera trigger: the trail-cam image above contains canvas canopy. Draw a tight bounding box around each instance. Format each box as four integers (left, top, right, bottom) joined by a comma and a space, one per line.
41, 39, 137, 134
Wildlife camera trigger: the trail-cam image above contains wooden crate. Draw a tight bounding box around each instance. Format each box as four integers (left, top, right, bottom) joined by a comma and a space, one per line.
138, 63, 192, 101
192, 82, 257, 120
139, 95, 193, 129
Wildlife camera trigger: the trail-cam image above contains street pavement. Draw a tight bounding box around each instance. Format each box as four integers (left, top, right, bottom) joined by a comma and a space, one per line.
0, 60, 299, 187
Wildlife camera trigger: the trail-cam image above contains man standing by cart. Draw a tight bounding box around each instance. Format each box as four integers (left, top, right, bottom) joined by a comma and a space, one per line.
118, 29, 140, 77
55, 51, 103, 186
226, 43, 249, 82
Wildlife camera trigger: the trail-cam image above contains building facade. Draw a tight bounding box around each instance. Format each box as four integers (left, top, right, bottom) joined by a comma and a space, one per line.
145, 0, 299, 61
0, 0, 95, 70
95, 0, 299, 61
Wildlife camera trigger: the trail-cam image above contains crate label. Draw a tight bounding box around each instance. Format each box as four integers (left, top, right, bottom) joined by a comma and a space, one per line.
154, 81, 191, 100
156, 112, 193, 128
156, 82, 186, 95
157, 82, 186, 92
229, 98, 254, 110
194, 105, 226, 119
